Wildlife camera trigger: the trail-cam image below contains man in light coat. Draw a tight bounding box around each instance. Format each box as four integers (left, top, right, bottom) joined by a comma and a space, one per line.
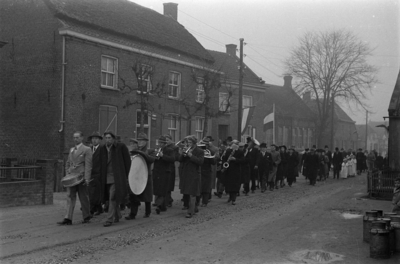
57, 131, 92, 225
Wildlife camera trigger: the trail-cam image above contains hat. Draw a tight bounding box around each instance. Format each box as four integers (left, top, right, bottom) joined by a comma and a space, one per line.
103, 131, 116, 139
88, 131, 103, 140
163, 134, 172, 140
231, 139, 240, 145
324, 145, 329, 148
129, 138, 138, 143
137, 132, 149, 141
260, 142, 267, 148
201, 137, 211, 144
226, 136, 233, 142
270, 144, 278, 149
288, 146, 295, 151
158, 135, 168, 143
305, 148, 310, 151
280, 145, 287, 151
246, 137, 252, 143
205, 136, 215, 142
185, 135, 197, 144
238, 142, 245, 147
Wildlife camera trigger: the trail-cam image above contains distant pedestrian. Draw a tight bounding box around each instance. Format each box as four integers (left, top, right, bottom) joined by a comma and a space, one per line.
57, 131, 92, 226
332, 148, 343, 179
257, 143, 272, 192
286, 147, 299, 187
268, 144, 281, 191
392, 177, 400, 214
304, 148, 319, 185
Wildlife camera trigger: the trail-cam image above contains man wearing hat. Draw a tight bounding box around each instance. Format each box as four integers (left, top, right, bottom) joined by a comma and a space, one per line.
88, 132, 104, 216
163, 134, 179, 208
303, 147, 319, 185
125, 132, 155, 220
324, 145, 332, 178
287, 147, 299, 187
152, 135, 176, 214
57, 131, 92, 226
99, 131, 131, 227
332, 147, 343, 179
256, 143, 273, 192
267, 144, 281, 191
203, 136, 219, 201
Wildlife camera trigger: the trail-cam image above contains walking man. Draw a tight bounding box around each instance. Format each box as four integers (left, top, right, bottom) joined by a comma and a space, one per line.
88, 131, 103, 216
332, 147, 343, 179
57, 131, 92, 225
100, 131, 131, 227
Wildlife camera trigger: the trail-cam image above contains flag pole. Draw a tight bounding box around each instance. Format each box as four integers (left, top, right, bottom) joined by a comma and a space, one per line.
273, 103, 275, 144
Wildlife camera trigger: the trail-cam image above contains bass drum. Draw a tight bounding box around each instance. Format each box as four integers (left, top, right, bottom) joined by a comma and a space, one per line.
128, 154, 148, 195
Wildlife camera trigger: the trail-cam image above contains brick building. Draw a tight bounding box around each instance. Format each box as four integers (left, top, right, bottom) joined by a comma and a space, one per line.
0, 0, 219, 160
209, 45, 315, 148
388, 70, 400, 170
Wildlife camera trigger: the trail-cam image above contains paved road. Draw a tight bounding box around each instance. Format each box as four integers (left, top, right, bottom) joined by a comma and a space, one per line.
1, 174, 399, 264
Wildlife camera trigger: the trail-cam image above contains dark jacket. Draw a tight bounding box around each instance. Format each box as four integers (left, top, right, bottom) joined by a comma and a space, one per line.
286, 152, 299, 182
200, 153, 216, 192
179, 146, 204, 196
99, 142, 131, 204
223, 148, 245, 193
332, 151, 343, 166
164, 143, 179, 192
152, 145, 175, 196
256, 151, 273, 178
277, 151, 288, 181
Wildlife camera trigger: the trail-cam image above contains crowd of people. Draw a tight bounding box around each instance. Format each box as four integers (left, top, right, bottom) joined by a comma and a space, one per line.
57, 131, 387, 227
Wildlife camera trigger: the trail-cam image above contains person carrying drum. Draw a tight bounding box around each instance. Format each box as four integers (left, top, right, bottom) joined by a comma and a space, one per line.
152, 135, 176, 214
125, 133, 155, 220
57, 131, 92, 226
99, 131, 131, 227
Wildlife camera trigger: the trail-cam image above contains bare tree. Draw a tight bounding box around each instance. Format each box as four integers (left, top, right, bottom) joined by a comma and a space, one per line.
119, 59, 167, 133
284, 29, 378, 146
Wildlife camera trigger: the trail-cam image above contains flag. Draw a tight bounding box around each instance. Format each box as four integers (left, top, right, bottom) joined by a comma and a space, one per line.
263, 105, 274, 132
241, 106, 256, 135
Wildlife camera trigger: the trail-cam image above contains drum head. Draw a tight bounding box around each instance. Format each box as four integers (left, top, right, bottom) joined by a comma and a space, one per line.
128, 154, 148, 195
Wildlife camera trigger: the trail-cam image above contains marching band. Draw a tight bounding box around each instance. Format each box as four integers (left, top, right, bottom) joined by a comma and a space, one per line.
59, 130, 324, 226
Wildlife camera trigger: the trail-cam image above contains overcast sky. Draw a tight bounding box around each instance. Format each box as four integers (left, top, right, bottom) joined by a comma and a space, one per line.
132, 0, 399, 124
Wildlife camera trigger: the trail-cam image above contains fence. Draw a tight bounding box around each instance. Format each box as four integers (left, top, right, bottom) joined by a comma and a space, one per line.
0, 166, 42, 181
368, 170, 400, 200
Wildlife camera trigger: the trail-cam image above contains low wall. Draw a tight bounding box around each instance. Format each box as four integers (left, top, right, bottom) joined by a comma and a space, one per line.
0, 159, 57, 207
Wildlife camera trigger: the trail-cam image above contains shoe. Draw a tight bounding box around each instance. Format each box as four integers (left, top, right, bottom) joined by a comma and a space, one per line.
94, 210, 103, 216
201, 203, 207, 207
103, 221, 112, 227
152, 203, 157, 207
214, 192, 222, 198
114, 217, 119, 223
182, 206, 189, 210
125, 215, 136, 220
270, 188, 274, 191
261, 190, 265, 193
251, 190, 255, 193
144, 214, 150, 218
245, 192, 249, 196
275, 186, 279, 189
167, 203, 172, 208
227, 198, 232, 203
185, 213, 192, 218
195, 208, 199, 213
156, 208, 161, 214
232, 201, 236, 205
82, 217, 91, 224
57, 218, 72, 225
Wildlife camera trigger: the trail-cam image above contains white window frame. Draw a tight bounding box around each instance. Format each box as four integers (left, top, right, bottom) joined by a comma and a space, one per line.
138, 64, 153, 93
195, 77, 205, 103
242, 95, 253, 108
168, 115, 179, 143
168, 71, 181, 99
136, 109, 151, 145
219, 92, 230, 112
195, 117, 204, 140
101, 55, 118, 90
99, 105, 118, 134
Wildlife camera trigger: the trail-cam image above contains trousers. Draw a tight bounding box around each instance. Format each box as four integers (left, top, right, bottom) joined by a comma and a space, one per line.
65, 182, 90, 221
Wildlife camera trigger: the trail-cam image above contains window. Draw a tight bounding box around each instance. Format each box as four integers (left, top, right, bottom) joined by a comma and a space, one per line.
168, 115, 179, 142
219, 92, 230, 112
168, 71, 181, 98
243, 95, 252, 108
138, 64, 152, 92
292, 128, 297, 147
195, 117, 204, 140
136, 110, 150, 140
101, 56, 118, 89
99, 105, 118, 134
297, 128, 302, 148
195, 77, 205, 103
283, 126, 288, 145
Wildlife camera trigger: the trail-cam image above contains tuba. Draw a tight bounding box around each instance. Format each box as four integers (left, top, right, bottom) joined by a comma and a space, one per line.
221, 145, 238, 172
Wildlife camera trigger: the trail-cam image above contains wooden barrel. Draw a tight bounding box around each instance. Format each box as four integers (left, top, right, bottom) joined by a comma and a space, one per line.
363, 211, 378, 243
370, 221, 390, 259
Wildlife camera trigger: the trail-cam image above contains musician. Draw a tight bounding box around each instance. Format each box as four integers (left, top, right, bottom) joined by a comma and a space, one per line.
267, 144, 281, 191
125, 133, 155, 220
246, 137, 260, 192
276, 145, 288, 189
99, 131, 131, 227
286, 147, 299, 187
164, 134, 179, 208
88, 131, 104, 216
57, 131, 92, 225
214, 140, 228, 198
204, 136, 219, 201
179, 135, 204, 218
221, 140, 244, 205
152, 135, 175, 214
196, 138, 216, 206
257, 142, 272, 192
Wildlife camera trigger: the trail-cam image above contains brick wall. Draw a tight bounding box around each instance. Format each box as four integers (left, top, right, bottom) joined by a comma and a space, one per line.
0, 0, 63, 159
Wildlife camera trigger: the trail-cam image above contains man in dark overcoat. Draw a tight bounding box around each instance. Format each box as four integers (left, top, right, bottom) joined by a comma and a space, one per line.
125, 133, 155, 220
196, 138, 215, 206
324, 145, 332, 178
152, 135, 175, 214
304, 148, 320, 185
179, 135, 204, 218
99, 131, 131, 227
287, 147, 299, 187
257, 142, 272, 192
222, 140, 244, 204
301, 148, 310, 179
246, 139, 260, 193
88, 131, 103, 216
332, 147, 343, 179
164, 134, 179, 207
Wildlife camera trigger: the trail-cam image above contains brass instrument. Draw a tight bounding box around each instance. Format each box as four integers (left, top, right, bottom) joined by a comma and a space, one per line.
155, 147, 163, 157
182, 146, 193, 156
204, 149, 215, 159
221, 145, 239, 172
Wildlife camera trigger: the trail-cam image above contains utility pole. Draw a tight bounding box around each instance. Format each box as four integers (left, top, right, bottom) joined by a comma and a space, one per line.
330, 95, 335, 149
237, 38, 244, 140
365, 110, 368, 151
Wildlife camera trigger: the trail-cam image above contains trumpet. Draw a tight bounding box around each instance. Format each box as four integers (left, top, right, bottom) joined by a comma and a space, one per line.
155, 147, 163, 157
204, 149, 215, 159
182, 146, 193, 156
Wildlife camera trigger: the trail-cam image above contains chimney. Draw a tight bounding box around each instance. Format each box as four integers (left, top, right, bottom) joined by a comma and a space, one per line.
303, 91, 311, 102
163, 3, 178, 21
283, 75, 292, 89
226, 44, 237, 57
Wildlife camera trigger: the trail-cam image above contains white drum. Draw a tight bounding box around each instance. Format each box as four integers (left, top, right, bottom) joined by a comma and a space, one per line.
128, 154, 148, 195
